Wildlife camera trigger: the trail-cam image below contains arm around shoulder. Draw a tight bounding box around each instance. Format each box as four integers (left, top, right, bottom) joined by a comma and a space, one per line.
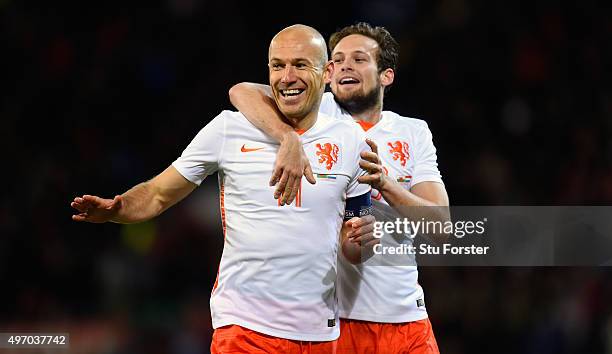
228, 82, 294, 142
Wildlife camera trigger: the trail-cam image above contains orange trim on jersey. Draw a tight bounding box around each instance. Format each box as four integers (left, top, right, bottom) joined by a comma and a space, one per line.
357, 120, 375, 131
294, 128, 306, 135
277, 180, 302, 207
220, 182, 227, 237
212, 182, 227, 294
296, 180, 302, 207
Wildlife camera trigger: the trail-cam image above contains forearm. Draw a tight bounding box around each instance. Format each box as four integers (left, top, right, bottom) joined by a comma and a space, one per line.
112, 182, 165, 224
379, 179, 451, 244
228, 83, 296, 143
380, 179, 450, 222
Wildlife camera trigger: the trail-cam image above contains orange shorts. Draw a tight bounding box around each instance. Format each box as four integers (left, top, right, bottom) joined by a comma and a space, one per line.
211, 325, 338, 354
337, 318, 440, 354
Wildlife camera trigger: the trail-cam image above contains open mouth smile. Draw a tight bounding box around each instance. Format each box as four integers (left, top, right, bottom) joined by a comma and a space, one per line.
338, 77, 360, 85
280, 89, 305, 97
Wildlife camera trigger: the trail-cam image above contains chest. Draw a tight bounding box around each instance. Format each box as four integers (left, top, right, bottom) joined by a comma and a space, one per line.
220, 139, 351, 208
369, 135, 415, 186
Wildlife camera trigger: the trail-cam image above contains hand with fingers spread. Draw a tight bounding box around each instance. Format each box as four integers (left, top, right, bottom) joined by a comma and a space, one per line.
71, 194, 123, 223
270, 131, 316, 206
358, 139, 389, 191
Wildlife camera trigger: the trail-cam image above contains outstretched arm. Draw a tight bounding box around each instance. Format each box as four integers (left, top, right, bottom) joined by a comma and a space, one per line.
71, 165, 196, 224
229, 83, 315, 206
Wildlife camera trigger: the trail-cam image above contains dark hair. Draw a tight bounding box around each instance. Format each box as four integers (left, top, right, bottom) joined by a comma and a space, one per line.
328, 22, 399, 75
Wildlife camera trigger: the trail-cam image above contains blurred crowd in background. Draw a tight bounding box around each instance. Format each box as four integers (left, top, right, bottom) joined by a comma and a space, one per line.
1, 0, 611, 353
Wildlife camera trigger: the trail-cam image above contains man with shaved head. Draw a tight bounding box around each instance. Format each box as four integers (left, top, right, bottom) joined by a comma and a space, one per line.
230, 22, 447, 353
70, 24, 376, 353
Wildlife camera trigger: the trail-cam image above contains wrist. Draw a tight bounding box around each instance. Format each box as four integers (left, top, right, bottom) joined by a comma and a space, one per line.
279, 130, 300, 144
379, 175, 392, 193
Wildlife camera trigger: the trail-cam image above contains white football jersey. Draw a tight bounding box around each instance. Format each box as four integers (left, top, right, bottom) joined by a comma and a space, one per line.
172, 110, 370, 341
320, 92, 444, 323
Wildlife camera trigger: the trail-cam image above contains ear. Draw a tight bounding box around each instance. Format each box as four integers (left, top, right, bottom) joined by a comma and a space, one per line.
380, 68, 394, 88
324, 60, 334, 84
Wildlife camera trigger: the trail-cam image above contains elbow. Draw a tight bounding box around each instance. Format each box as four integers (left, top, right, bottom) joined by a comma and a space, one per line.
437, 205, 451, 223
228, 82, 249, 106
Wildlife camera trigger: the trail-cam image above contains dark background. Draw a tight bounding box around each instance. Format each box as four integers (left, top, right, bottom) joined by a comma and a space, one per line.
1, 0, 611, 353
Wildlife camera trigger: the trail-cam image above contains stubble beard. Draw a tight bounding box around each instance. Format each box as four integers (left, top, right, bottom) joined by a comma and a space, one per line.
332, 84, 381, 116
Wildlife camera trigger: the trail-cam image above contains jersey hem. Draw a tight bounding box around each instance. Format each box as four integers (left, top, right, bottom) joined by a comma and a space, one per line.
213, 317, 340, 342
339, 311, 428, 324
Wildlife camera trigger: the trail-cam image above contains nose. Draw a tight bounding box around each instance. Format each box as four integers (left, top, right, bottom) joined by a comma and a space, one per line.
281, 65, 297, 84
339, 60, 353, 72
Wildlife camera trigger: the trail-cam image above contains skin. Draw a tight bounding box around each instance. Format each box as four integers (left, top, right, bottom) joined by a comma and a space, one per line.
71, 25, 374, 263
330, 34, 394, 123
267, 26, 376, 262
268, 26, 329, 130
229, 32, 450, 227
71, 166, 195, 224
266, 26, 328, 203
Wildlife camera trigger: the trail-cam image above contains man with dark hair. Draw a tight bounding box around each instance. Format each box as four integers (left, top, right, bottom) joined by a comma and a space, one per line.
329, 22, 399, 92
229, 22, 448, 353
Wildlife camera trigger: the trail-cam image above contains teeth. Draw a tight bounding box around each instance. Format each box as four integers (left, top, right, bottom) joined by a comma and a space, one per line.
281, 89, 303, 96
340, 78, 359, 84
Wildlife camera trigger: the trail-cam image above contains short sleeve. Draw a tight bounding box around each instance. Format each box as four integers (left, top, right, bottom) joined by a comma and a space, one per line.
172, 112, 226, 185
346, 136, 372, 198
410, 123, 443, 188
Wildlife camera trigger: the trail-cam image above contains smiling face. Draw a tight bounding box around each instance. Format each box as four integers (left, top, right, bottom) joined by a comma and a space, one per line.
329, 34, 393, 115
268, 27, 329, 124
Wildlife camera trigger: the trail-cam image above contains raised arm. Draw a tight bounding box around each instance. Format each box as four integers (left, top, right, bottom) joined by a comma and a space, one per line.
71, 165, 196, 224
228, 83, 315, 206
358, 138, 450, 238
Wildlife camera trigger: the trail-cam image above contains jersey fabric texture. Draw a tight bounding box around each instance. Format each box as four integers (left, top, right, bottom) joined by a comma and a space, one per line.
319, 92, 444, 323
172, 110, 370, 341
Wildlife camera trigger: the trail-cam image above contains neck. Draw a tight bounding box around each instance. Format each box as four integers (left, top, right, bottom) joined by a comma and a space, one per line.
336, 88, 385, 124
349, 101, 383, 124
283, 110, 318, 131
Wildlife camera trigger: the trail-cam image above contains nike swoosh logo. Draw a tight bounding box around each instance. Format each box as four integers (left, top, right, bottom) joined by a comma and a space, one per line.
241, 144, 264, 152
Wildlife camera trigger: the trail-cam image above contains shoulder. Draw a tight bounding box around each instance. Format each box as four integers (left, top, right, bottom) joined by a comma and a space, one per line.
212, 110, 260, 131
382, 111, 436, 144
319, 112, 365, 139
383, 111, 431, 132
319, 92, 353, 121
320, 92, 337, 110
321, 91, 335, 104
216, 109, 248, 122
